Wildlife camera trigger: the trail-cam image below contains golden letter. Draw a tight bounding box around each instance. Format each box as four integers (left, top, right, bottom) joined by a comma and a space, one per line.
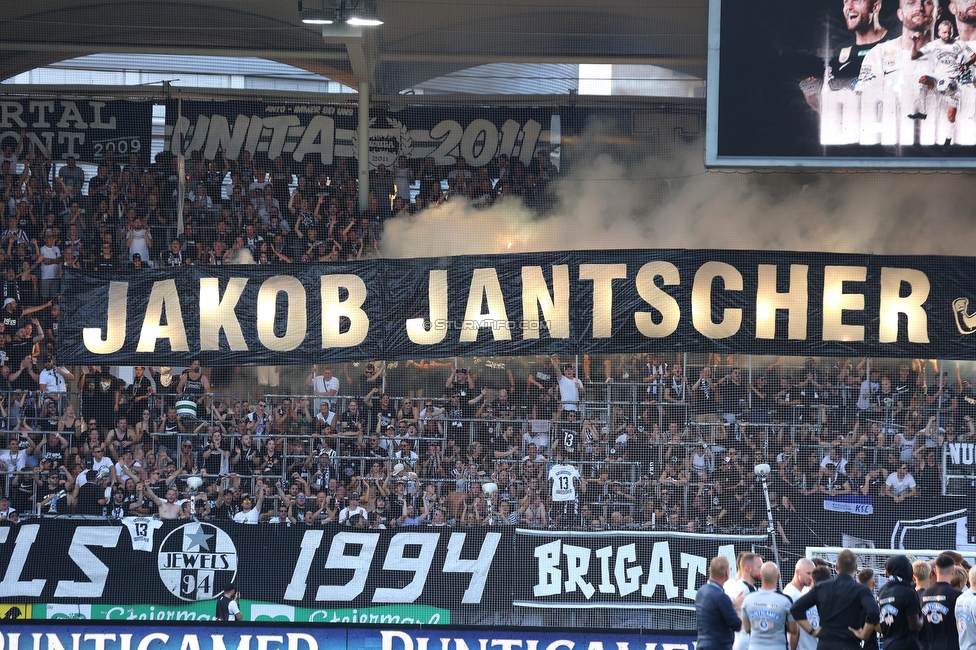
822, 266, 866, 342
83, 281, 128, 354
879, 268, 930, 343
634, 261, 680, 338
521, 265, 570, 339
321, 274, 369, 348
136, 280, 189, 352
256, 276, 307, 351
755, 264, 809, 340
460, 268, 511, 342
199, 278, 249, 351
405, 270, 448, 345
579, 263, 627, 338
692, 262, 743, 339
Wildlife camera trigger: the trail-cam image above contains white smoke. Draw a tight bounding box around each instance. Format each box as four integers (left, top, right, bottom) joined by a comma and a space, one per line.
229, 249, 256, 265
380, 127, 976, 258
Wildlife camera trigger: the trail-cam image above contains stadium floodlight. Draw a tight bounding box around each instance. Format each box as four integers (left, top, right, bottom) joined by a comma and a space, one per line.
338, 0, 383, 26
301, 10, 335, 24
346, 9, 383, 26
754, 463, 781, 586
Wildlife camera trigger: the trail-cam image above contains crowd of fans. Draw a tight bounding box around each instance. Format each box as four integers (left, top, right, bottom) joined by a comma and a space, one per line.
0, 138, 970, 533
0, 349, 971, 536
0, 137, 559, 269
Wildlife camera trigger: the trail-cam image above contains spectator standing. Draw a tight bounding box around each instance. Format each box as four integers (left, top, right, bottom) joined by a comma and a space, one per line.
177, 359, 211, 416
80, 366, 125, 432
338, 491, 367, 524
307, 364, 339, 407
125, 217, 152, 262
37, 231, 61, 301
558, 364, 585, 411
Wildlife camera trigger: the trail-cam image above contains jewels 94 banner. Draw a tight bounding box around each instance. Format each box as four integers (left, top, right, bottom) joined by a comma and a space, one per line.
0, 520, 510, 610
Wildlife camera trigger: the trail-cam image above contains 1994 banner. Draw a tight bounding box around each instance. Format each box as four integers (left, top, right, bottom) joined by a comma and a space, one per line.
0, 519, 757, 614
59, 248, 976, 366
0, 520, 509, 609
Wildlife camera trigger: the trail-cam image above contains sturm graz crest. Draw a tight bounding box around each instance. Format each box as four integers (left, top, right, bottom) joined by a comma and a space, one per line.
157, 522, 238, 601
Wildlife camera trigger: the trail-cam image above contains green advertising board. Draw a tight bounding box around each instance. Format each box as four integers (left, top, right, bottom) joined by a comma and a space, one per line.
35, 601, 449, 624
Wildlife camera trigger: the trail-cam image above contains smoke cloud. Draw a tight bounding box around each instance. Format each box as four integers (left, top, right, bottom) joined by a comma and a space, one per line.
380, 124, 976, 259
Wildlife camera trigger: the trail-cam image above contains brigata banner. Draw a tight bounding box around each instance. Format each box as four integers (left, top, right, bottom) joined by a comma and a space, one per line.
0, 623, 696, 650
0, 520, 510, 610
59, 248, 976, 365
164, 100, 556, 169
0, 99, 152, 165
512, 528, 766, 609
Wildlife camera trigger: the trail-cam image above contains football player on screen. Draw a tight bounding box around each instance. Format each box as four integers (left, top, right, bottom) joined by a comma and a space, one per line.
856, 0, 939, 145
807, 0, 893, 144
911, 20, 976, 140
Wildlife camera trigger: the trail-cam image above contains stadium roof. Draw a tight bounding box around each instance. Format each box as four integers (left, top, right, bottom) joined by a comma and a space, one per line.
0, 0, 708, 95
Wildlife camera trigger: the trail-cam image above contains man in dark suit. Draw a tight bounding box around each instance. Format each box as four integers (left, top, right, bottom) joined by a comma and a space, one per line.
696, 555, 745, 650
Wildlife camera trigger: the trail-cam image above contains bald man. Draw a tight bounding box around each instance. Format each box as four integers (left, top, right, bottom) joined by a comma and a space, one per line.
783, 559, 817, 650
742, 562, 799, 650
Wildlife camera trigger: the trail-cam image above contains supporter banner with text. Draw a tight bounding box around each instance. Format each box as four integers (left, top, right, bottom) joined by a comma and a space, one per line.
59, 248, 976, 365
163, 100, 555, 169
947, 442, 976, 470
0, 623, 696, 650
512, 528, 766, 609
0, 99, 152, 165
0, 520, 510, 610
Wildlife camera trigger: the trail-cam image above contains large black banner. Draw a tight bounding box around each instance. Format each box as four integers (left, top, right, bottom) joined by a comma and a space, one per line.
0, 520, 510, 609
513, 529, 765, 609
164, 100, 556, 169
0, 99, 152, 165
58, 249, 976, 365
